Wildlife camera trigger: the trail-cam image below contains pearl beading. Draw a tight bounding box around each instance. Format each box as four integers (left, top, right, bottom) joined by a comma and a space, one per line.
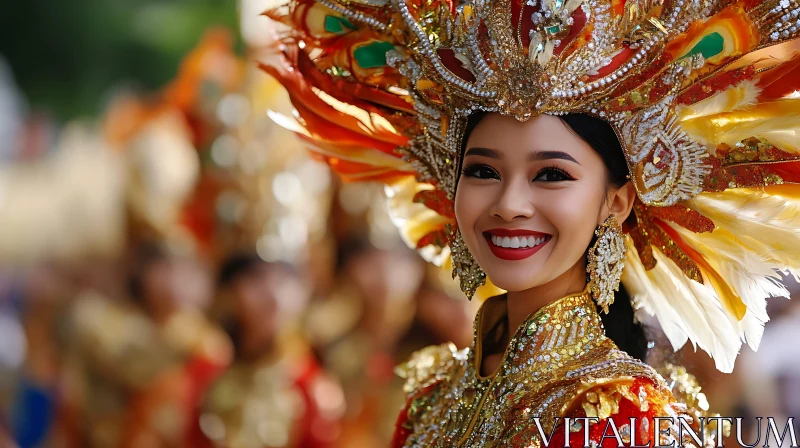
393, 0, 496, 98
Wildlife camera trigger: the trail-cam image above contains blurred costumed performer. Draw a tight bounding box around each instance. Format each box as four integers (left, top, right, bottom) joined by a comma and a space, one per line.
198, 254, 344, 448
53, 29, 242, 448
259, 0, 800, 446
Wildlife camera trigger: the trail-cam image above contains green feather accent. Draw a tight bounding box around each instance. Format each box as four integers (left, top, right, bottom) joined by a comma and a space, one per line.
324, 15, 356, 34
354, 41, 395, 69
685, 32, 725, 59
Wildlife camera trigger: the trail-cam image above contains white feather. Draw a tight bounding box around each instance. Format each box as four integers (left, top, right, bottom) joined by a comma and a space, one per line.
669, 225, 788, 351
678, 80, 761, 120
671, 227, 785, 320
687, 189, 800, 271
622, 239, 741, 372
682, 189, 800, 351
623, 242, 690, 351
740, 309, 766, 351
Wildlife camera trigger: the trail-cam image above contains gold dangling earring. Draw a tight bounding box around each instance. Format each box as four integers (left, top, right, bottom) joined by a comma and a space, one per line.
447, 223, 486, 301
586, 214, 626, 313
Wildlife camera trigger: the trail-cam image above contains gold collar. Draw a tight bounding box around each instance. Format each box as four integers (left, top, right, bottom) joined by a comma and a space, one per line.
471, 284, 607, 381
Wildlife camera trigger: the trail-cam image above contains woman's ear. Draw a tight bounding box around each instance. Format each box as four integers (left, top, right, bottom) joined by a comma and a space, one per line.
607, 182, 637, 223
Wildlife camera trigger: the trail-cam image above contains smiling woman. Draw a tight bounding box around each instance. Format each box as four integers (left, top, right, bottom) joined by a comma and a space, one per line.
261, 0, 800, 445
455, 112, 647, 366
456, 113, 633, 304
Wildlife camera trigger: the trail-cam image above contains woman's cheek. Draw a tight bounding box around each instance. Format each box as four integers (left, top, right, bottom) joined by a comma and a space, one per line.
454, 184, 481, 233
537, 187, 598, 249
455, 184, 493, 254
542, 188, 602, 254
536, 187, 589, 222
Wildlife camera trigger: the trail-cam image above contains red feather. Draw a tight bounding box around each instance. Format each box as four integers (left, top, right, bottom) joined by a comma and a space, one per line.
757, 54, 800, 101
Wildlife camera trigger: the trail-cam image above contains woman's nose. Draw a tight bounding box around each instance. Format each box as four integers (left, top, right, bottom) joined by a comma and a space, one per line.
489, 179, 534, 222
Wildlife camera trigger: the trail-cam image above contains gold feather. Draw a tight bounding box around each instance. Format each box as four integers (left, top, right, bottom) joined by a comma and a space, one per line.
386, 178, 450, 262
682, 99, 800, 152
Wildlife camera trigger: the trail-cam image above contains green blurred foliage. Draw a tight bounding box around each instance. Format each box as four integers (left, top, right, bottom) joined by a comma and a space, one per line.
0, 0, 241, 121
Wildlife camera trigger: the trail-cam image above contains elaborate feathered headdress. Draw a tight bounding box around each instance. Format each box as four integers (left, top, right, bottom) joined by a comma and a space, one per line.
260, 0, 800, 372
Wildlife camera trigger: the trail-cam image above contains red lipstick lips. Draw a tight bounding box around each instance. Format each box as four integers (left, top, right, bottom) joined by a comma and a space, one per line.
483, 228, 551, 261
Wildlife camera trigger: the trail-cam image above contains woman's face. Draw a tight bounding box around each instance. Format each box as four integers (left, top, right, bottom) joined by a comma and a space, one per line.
454, 113, 624, 293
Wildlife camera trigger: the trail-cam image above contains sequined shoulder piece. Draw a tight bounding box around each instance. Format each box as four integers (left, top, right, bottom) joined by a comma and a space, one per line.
561, 349, 674, 418
565, 349, 668, 388
395, 342, 469, 397
551, 358, 728, 448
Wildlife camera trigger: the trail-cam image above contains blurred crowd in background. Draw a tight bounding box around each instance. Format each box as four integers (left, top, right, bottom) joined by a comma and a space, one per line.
0, 1, 797, 447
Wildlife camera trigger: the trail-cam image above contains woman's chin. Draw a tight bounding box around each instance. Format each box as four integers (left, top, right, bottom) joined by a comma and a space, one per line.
477, 255, 545, 290
485, 271, 547, 293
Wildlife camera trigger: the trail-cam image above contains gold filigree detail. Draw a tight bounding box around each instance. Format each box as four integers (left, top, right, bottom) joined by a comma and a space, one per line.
395, 342, 468, 395
659, 363, 732, 448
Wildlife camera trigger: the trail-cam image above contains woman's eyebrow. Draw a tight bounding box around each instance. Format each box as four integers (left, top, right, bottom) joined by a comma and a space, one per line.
528, 150, 581, 165
464, 147, 501, 159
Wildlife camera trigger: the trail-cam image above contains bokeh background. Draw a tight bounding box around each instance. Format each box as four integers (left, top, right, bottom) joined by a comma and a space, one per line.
0, 1, 797, 447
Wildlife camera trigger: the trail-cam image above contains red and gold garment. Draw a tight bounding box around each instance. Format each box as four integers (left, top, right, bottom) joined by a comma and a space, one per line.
392, 288, 721, 448
198, 348, 342, 448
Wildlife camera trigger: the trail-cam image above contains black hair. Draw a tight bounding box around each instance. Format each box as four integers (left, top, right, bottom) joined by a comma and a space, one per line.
218, 252, 265, 288
335, 235, 379, 273
459, 112, 649, 362
217, 252, 296, 289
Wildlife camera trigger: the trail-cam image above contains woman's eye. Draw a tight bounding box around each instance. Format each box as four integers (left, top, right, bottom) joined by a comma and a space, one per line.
534, 168, 574, 182
462, 164, 499, 180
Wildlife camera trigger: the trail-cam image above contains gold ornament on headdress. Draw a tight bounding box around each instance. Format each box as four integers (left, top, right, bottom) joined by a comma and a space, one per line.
261, 0, 800, 372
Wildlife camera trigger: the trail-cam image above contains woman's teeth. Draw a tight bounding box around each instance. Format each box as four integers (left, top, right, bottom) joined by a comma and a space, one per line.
490, 234, 547, 249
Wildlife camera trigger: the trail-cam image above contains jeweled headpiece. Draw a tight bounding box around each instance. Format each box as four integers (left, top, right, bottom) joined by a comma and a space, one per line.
261, 0, 800, 372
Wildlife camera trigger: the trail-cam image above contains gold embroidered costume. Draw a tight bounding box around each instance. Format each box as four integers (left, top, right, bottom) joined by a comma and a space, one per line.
394, 287, 722, 447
